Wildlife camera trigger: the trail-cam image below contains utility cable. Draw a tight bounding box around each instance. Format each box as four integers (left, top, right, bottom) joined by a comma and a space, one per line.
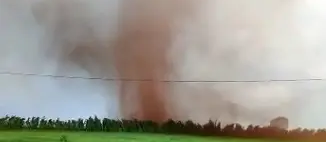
0, 71, 325, 83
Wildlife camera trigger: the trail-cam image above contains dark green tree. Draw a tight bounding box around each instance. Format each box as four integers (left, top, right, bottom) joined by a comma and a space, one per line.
93, 116, 102, 131
77, 118, 84, 131
39, 117, 47, 130
85, 117, 95, 132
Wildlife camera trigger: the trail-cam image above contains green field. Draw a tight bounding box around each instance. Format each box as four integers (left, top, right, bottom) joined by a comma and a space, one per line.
0, 131, 288, 142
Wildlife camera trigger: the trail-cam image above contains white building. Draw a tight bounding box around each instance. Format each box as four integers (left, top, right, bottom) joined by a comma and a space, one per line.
270, 117, 289, 130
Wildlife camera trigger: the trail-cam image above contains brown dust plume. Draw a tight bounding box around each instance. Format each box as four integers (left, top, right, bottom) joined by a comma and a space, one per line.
114, 0, 196, 122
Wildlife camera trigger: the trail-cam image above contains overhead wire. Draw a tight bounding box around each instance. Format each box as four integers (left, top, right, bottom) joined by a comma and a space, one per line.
0, 71, 325, 83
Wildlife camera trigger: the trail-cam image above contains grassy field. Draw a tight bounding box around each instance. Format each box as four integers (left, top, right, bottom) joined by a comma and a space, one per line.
0, 131, 290, 142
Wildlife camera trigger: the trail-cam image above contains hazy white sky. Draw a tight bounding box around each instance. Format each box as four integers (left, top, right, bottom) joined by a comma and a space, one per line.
0, 0, 120, 120
1, 0, 326, 129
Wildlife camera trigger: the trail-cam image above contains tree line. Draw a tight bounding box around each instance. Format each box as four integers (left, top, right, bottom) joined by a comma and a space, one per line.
0, 115, 325, 141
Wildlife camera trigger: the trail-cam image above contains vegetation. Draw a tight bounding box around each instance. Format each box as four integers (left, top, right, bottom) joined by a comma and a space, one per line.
0, 115, 324, 141
0, 131, 283, 142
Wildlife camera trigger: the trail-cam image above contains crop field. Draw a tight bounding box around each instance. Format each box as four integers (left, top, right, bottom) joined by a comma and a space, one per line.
0, 131, 287, 142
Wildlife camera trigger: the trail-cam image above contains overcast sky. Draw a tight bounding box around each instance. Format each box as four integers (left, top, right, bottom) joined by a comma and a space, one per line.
1, 0, 326, 129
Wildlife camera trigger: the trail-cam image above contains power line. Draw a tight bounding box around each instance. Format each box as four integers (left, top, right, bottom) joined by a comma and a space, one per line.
0, 71, 325, 83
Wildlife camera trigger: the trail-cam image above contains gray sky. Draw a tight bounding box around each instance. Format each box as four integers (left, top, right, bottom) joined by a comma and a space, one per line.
1, 0, 326, 129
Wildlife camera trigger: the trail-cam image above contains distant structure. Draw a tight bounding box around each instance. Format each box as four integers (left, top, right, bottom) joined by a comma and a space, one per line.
270, 116, 289, 130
